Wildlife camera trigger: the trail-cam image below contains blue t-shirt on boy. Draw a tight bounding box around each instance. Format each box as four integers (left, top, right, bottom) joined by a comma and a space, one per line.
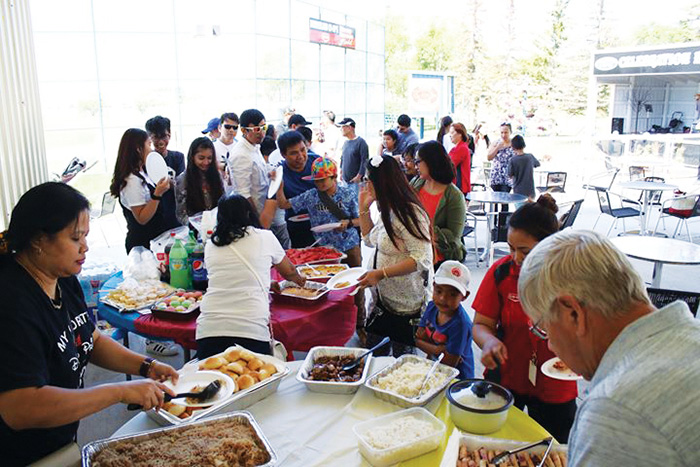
418, 301, 474, 379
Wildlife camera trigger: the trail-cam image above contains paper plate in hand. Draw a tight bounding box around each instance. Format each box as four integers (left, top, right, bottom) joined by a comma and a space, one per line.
267, 165, 283, 198
325, 267, 367, 290
289, 214, 310, 222
310, 222, 342, 233
145, 152, 169, 182
163, 371, 235, 408
541, 357, 583, 381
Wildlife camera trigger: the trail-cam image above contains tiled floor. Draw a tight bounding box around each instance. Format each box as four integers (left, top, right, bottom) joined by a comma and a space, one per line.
77, 179, 700, 446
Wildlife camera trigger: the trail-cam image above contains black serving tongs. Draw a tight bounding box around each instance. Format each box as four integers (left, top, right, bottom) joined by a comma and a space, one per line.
127, 379, 222, 410
491, 437, 554, 466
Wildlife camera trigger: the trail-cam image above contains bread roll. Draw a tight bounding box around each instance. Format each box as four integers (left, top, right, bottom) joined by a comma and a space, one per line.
165, 403, 186, 417
258, 368, 271, 380
247, 371, 260, 382
222, 369, 240, 381
200, 356, 227, 370
261, 363, 277, 375
238, 349, 255, 362
247, 358, 263, 371
225, 361, 245, 374
223, 347, 241, 362
237, 374, 255, 390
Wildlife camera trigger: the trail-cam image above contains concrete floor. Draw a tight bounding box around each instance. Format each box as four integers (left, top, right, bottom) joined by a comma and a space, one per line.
77, 175, 700, 446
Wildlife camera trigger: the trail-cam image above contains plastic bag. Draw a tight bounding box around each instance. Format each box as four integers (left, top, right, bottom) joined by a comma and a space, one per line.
78, 258, 119, 310
149, 226, 190, 269
124, 247, 161, 281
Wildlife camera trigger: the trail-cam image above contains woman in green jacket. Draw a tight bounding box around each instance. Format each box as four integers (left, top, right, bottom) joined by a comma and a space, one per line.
411, 141, 467, 264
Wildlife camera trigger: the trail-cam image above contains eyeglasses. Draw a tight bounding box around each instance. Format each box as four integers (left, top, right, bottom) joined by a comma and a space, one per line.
243, 124, 268, 133
529, 319, 548, 340
223, 124, 239, 130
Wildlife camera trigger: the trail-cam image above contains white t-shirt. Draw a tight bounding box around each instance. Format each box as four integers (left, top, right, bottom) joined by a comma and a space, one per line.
443, 134, 455, 153
196, 227, 285, 342
214, 139, 237, 165
119, 171, 153, 211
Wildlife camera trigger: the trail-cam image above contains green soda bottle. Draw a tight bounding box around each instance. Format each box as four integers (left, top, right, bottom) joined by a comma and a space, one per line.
169, 239, 190, 289
184, 231, 197, 288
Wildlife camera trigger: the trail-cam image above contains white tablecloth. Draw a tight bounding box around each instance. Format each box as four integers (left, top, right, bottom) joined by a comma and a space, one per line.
112, 357, 444, 466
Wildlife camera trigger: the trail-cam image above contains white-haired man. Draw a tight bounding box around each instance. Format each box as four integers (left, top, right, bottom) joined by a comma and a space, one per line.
519, 229, 700, 467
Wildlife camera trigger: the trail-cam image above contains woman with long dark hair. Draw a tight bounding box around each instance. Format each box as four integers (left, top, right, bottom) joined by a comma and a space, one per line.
471, 194, 577, 443
0, 182, 178, 466
110, 128, 172, 252
175, 137, 225, 224
196, 194, 305, 358
448, 122, 472, 195
411, 141, 467, 263
437, 115, 454, 152
357, 155, 433, 356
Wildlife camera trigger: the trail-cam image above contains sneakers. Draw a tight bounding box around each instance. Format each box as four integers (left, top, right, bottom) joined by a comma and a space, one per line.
145, 340, 179, 356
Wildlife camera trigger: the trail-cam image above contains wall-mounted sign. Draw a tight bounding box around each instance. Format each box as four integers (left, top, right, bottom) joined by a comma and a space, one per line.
593, 44, 700, 76
309, 18, 355, 49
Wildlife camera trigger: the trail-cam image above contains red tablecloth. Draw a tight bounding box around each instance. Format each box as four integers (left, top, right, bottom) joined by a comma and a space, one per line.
133, 289, 357, 353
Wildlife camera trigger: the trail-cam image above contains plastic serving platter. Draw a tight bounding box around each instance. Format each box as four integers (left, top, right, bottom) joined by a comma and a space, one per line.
296, 346, 373, 394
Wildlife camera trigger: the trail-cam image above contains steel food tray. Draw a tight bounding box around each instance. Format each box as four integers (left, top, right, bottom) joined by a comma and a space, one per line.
365, 354, 459, 409
296, 346, 373, 394
146, 347, 290, 426
82, 411, 276, 466
296, 263, 350, 281
271, 280, 329, 305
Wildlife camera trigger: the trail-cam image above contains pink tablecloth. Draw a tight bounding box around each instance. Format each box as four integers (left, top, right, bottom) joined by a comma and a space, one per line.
133, 290, 357, 354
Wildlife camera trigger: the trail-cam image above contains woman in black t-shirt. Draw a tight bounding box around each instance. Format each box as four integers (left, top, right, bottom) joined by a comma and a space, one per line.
0, 183, 179, 466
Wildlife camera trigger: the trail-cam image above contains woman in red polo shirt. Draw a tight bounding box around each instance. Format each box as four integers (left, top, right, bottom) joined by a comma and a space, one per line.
472, 195, 577, 443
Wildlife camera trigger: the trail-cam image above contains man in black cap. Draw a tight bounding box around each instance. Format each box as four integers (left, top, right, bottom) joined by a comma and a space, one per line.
201, 117, 221, 141
338, 118, 368, 185
288, 114, 311, 130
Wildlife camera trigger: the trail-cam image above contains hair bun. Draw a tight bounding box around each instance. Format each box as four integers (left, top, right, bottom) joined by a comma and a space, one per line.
536, 193, 559, 214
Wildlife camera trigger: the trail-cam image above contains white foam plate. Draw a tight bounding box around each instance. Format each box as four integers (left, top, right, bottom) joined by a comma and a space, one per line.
325, 267, 367, 290
541, 357, 583, 381
289, 214, 310, 222
267, 165, 283, 198
145, 152, 169, 182
163, 370, 235, 407
310, 222, 342, 233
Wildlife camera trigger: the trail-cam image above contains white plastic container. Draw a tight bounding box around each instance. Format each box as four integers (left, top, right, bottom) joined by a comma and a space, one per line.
296, 346, 372, 394
353, 407, 446, 467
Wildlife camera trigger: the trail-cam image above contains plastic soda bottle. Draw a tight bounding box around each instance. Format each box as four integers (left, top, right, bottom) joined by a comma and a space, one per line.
159, 232, 177, 283
184, 230, 197, 285
169, 239, 190, 289
191, 240, 208, 291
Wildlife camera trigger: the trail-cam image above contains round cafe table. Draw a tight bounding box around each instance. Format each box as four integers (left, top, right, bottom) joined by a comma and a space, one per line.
97, 273, 357, 362
618, 180, 678, 235
610, 236, 700, 288
111, 357, 551, 467
466, 191, 528, 266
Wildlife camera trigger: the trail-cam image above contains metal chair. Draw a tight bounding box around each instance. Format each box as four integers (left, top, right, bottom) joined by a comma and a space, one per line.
647, 287, 700, 317
90, 192, 118, 245
582, 167, 620, 201
536, 172, 567, 193
559, 199, 584, 230
592, 187, 642, 236
461, 212, 480, 266
652, 194, 700, 242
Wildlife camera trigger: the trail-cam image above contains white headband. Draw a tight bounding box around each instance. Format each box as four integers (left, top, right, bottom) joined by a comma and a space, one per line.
369, 153, 384, 168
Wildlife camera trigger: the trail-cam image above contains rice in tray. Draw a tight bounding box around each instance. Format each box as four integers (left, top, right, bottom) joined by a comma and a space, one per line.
362, 415, 437, 450
373, 360, 449, 398
91, 417, 270, 467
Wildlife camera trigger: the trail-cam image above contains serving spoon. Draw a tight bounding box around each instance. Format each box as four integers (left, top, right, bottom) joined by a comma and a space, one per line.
341, 336, 390, 372
127, 379, 222, 410
415, 353, 444, 398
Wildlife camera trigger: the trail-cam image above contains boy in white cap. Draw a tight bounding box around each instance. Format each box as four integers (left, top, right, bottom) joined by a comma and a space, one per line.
415, 260, 474, 379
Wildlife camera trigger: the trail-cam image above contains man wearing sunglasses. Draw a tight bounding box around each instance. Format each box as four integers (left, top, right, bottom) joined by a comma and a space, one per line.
228, 109, 289, 248
213, 112, 239, 192
519, 229, 700, 467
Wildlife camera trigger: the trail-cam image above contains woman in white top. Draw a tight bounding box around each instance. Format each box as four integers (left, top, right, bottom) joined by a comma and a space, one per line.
196, 194, 305, 358
357, 155, 433, 357
109, 128, 172, 253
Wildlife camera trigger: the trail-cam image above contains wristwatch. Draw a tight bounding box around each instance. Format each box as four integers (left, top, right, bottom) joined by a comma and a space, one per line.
151, 192, 162, 200
139, 357, 157, 377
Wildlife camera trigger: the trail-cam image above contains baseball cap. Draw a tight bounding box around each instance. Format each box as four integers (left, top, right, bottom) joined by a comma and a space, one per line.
289, 114, 312, 126
202, 117, 220, 134
337, 117, 355, 127
302, 157, 338, 181
434, 261, 471, 296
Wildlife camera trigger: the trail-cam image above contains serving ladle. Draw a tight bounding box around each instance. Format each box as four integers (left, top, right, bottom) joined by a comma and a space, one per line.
341, 336, 390, 372
127, 379, 222, 410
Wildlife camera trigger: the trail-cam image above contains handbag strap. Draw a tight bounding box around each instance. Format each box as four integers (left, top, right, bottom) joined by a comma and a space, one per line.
228, 239, 277, 344
318, 190, 351, 221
